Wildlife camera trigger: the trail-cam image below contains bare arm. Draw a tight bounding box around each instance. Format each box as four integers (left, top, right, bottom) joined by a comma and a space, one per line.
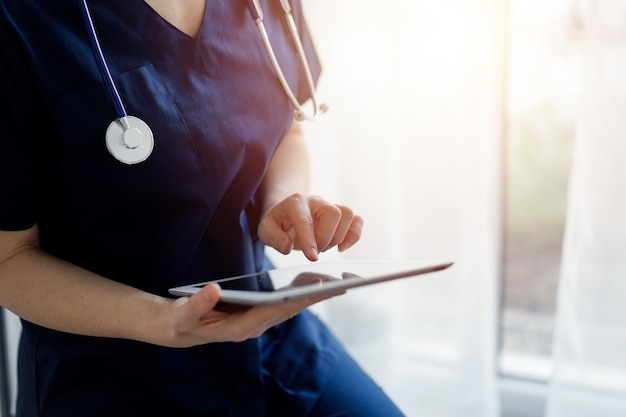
258, 120, 311, 215
0, 225, 172, 341
0, 225, 325, 347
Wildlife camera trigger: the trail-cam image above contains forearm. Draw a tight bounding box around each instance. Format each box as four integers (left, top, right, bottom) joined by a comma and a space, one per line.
258, 120, 311, 214
0, 238, 171, 346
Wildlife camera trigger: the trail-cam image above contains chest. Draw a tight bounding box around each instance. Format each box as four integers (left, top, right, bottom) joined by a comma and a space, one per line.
142, 0, 206, 37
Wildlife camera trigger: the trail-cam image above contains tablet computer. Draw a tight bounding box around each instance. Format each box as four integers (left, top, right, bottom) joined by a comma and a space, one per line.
169, 259, 453, 310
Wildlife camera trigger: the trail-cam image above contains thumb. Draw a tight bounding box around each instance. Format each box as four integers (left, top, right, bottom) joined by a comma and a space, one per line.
259, 222, 296, 255
182, 283, 221, 321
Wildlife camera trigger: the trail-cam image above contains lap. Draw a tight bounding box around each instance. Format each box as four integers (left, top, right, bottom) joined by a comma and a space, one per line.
306, 347, 406, 417
262, 311, 405, 417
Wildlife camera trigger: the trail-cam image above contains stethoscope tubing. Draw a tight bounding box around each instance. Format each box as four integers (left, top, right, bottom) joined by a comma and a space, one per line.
248, 0, 326, 121
78, 0, 128, 121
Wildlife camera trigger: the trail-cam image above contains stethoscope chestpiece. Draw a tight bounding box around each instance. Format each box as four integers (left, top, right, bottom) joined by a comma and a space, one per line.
105, 116, 154, 164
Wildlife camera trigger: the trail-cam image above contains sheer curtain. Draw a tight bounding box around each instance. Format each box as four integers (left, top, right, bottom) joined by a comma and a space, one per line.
547, 1, 626, 416
270, 1, 504, 415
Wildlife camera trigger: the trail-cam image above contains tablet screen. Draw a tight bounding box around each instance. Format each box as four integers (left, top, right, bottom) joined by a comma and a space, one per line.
196, 266, 362, 292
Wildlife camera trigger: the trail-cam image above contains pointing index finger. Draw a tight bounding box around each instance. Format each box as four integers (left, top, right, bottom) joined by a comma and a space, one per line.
284, 196, 319, 261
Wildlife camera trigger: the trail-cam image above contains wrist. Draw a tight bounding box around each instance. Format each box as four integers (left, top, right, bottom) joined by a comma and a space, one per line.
129, 293, 181, 347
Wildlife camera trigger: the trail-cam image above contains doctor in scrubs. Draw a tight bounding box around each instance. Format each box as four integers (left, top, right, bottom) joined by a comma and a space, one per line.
0, 0, 406, 416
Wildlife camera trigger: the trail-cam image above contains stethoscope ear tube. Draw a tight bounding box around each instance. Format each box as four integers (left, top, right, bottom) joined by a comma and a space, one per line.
78, 0, 127, 119
249, 0, 328, 121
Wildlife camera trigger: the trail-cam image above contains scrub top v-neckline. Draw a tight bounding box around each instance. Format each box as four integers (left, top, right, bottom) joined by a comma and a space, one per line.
116, 0, 225, 42
138, 0, 210, 39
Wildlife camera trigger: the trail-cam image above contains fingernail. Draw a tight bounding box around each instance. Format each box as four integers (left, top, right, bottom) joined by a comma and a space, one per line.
307, 247, 319, 261
280, 238, 294, 254
338, 241, 354, 252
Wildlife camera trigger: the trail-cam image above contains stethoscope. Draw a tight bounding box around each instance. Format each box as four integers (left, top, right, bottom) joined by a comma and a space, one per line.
78, 0, 327, 165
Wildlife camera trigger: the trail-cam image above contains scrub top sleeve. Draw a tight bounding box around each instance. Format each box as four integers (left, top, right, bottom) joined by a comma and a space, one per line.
0, 21, 44, 231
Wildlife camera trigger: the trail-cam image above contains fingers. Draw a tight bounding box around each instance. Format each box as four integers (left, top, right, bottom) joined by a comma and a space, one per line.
309, 201, 343, 252
338, 214, 364, 252
294, 197, 364, 256
283, 195, 319, 261
257, 195, 317, 260
314, 204, 363, 252
258, 194, 364, 261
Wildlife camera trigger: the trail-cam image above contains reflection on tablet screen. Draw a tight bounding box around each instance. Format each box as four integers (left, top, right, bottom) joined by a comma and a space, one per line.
206, 270, 362, 293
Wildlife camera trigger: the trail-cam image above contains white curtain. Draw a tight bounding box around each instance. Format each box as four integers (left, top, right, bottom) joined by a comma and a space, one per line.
547, 1, 626, 416
274, 1, 504, 415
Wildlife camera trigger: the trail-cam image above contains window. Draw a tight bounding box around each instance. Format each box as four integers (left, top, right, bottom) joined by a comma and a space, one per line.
500, 0, 581, 381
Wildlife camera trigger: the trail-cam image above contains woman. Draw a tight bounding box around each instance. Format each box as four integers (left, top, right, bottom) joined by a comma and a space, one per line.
0, 0, 405, 415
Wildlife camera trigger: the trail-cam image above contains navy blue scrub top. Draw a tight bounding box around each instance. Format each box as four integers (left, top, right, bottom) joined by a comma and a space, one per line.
0, 1, 344, 416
